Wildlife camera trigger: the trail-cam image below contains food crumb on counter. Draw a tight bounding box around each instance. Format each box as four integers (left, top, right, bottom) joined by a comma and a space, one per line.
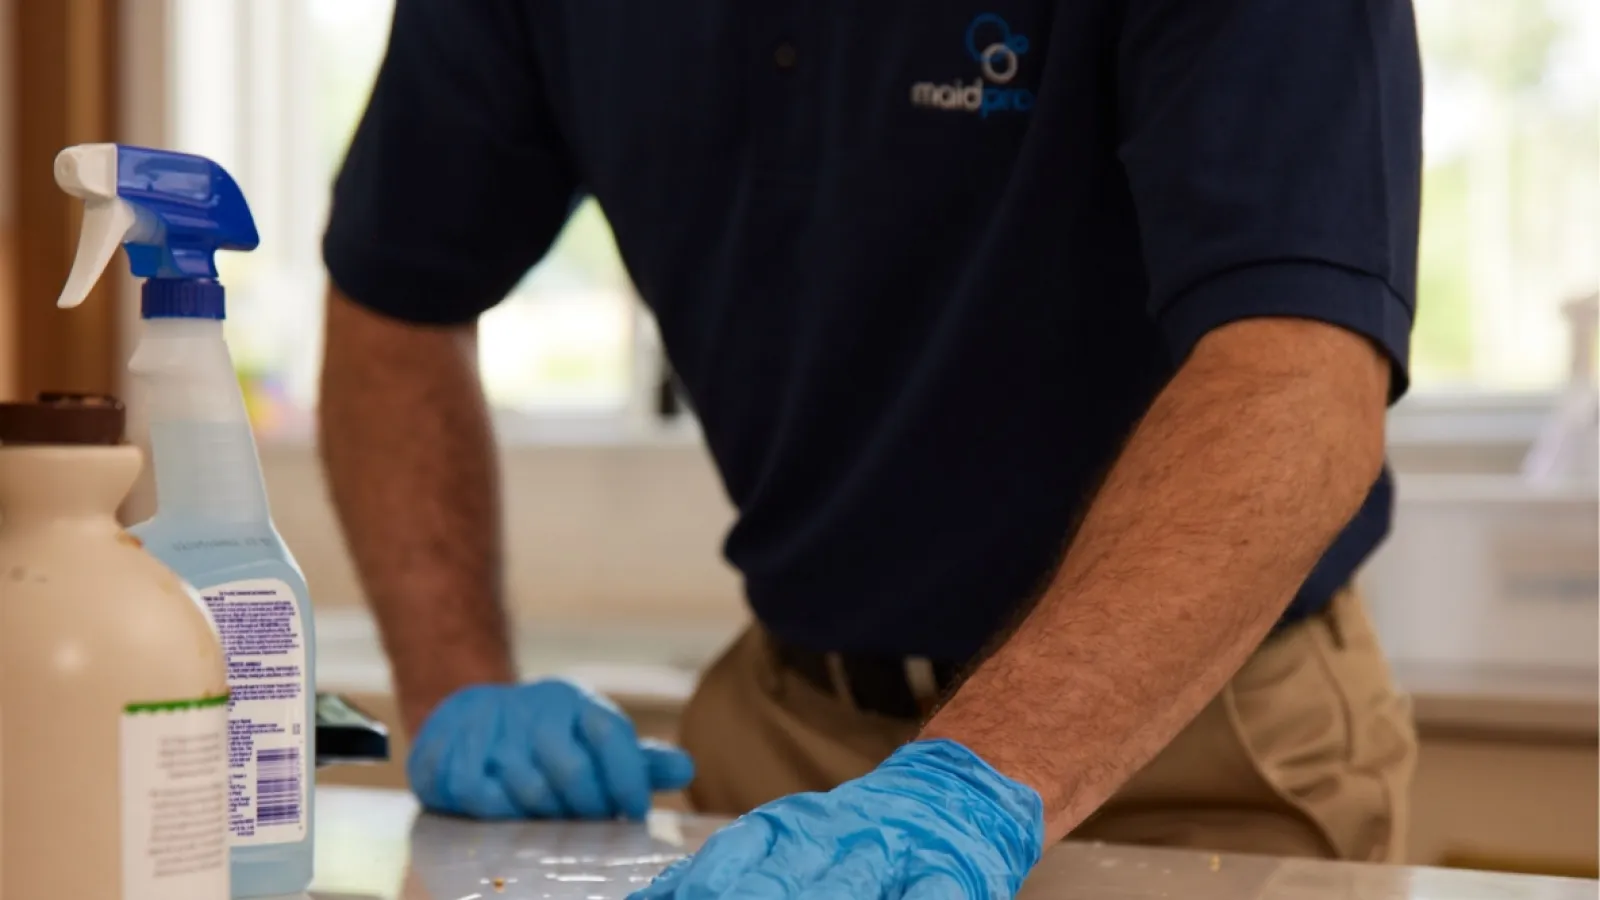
1209, 855, 1221, 872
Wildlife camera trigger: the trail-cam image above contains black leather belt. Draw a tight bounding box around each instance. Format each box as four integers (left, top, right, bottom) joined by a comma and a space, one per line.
771, 641, 966, 720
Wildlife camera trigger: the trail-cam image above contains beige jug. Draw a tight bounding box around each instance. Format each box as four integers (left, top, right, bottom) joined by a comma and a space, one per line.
0, 394, 229, 900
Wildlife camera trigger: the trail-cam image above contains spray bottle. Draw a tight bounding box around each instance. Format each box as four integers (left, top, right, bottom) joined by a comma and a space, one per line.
1522, 292, 1599, 486
54, 143, 316, 898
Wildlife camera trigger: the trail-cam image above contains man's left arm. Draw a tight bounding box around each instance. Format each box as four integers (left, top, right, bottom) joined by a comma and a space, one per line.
923, 0, 1423, 846
922, 316, 1387, 841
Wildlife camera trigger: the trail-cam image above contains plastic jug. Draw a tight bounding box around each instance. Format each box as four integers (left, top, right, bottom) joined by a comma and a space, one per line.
0, 394, 230, 900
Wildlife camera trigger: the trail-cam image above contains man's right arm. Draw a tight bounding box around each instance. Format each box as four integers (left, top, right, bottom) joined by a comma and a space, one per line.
318, 288, 513, 737
317, 1, 695, 819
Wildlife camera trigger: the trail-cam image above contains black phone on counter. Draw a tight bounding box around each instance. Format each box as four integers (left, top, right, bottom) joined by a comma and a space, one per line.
314, 693, 390, 768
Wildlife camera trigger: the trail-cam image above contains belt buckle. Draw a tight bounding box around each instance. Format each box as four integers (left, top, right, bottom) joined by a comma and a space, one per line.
824, 652, 944, 719
904, 656, 941, 716
823, 652, 859, 712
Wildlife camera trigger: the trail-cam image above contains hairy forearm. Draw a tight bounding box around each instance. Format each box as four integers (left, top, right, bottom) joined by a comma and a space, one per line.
921, 318, 1389, 842
318, 290, 513, 736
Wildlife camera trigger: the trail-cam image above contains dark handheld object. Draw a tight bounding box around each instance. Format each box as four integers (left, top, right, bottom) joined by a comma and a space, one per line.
315, 693, 390, 768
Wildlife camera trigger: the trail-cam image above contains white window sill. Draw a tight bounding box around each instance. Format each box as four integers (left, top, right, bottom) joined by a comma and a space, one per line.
259, 410, 705, 450
257, 389, 1563, 461
491, 412, 704, 448
1387, 390, 1557, 449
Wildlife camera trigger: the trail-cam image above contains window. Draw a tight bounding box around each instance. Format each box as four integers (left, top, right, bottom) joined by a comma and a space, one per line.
1411, 0, 1599, 392
165, 0, 1597, 443
169, 0, 655, 441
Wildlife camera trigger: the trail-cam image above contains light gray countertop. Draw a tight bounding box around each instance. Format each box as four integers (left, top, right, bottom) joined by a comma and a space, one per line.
300, 787, 1592, 899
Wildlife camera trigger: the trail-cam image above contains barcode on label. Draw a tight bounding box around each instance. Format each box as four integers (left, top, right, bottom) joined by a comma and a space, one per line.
255, 747, 301, 827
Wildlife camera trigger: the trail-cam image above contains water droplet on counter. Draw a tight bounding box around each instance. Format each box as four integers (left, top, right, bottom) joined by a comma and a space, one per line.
600, 854, 683, 867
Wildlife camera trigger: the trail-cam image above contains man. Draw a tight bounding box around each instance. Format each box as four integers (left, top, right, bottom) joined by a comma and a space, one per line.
319, 0, 1423, 896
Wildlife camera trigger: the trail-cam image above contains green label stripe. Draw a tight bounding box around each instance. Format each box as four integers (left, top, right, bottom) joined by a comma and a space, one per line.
124, 693, 230, 715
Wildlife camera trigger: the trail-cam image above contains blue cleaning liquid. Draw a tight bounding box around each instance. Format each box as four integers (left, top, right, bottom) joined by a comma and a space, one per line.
131, 420, 316, 898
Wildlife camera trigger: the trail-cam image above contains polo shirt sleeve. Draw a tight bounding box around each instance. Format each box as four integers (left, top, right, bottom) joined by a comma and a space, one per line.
1117, 0, 1422, 399
322, 0, 578, 326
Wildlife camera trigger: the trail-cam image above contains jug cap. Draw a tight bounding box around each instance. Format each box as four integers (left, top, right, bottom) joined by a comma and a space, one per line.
0, 394, 126, 446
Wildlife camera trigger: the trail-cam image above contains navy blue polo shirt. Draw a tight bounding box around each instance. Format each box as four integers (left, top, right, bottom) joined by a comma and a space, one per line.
324, 0, 1421, 660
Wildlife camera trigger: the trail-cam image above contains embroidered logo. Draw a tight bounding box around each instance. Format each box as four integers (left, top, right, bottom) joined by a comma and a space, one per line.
910, 14, 1036, 118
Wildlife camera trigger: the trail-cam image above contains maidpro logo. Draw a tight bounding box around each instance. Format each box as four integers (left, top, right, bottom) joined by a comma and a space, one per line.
910, 14, 1035, 119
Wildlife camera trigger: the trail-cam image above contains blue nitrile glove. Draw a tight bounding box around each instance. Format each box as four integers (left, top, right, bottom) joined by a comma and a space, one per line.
407, 679, 695, 821
629, 739, 1044, 900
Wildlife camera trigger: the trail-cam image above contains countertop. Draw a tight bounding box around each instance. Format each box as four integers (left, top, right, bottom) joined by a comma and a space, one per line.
299, 787, 1593, 899
314, 613, 1599, 740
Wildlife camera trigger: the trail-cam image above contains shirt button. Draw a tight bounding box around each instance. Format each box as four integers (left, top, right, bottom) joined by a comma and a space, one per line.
773, 42, 798, 70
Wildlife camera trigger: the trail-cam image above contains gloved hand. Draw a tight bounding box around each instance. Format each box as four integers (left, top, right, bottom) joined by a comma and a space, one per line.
407, 679, 695, 820
629, 739, 1044, 899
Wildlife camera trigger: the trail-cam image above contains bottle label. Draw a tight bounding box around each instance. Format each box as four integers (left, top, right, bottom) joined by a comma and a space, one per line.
199, 578, 310, 846
121, 696, 231, 900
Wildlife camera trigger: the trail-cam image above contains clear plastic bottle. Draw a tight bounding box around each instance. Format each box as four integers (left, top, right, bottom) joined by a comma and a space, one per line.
1522, 292, 1599, 486
128, 319, 317, 897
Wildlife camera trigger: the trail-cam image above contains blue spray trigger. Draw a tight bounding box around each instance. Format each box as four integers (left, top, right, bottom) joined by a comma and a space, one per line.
113, 144, 259, 280
55, 143, 259, 316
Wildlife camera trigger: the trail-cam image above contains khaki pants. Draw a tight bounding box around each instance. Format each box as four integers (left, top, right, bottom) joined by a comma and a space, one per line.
679, 589, 1417, 862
